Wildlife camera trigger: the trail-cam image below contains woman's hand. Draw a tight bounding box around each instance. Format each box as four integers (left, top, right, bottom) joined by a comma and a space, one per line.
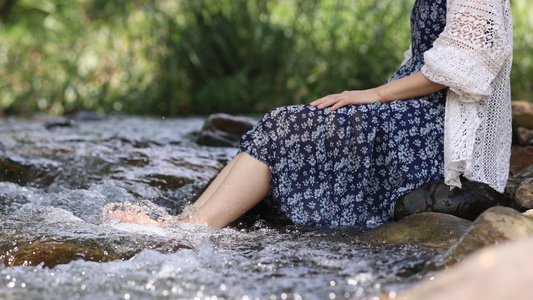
309, 72, 447, 111
310, 88, 384, 111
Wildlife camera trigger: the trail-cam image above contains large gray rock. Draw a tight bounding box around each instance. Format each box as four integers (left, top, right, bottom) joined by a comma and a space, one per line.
358, 212, 472, 249
196, 113, 256, 147
433, 206, 533, 268
385, 236, 533, 300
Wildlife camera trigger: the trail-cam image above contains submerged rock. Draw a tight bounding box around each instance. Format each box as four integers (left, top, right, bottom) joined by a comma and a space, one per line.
0, 156, 58, 187
65, 109, 106, 121
386, 236, 533, 300
1, 239, 121, 268
357, 212, 472, 249
44, 110, 106, 129
394, 177, 506, 221
0, 207, 192, 268
433, 206, 533, 269
44, 117, 78, 129
196, 113, 256, 147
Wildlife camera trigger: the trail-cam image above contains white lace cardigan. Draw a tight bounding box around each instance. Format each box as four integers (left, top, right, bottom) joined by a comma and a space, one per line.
404, 0, 513, 192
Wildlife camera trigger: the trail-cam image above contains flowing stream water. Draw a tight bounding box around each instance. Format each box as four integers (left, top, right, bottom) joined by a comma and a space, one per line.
0, 115, 440, 300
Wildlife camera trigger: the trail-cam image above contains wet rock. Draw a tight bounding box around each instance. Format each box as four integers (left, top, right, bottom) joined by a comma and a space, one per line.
385, 236, 533, 300
515, 178, 533, 210
44, 110, 106, 129
0, 156, 58, 187
433, 206, 533, 268
196, 113, 256, 147
394, 177, 506, 221
65, 109, 106, 121
505, 169, 533, 201
0, 156, 39, 185
512, 100, 533, 129
1, 240, 121, 268
0, 207, 193, 268
118, 152, 150, 167
104, 136, 162, 148
510, 146, 533, 175
44, 117, 78, 129
357, 212, 472, 249
143, 174, 196, 191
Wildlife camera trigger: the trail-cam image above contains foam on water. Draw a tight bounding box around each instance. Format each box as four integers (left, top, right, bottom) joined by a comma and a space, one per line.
0, 116, 439, 299
1, 221, 436, 300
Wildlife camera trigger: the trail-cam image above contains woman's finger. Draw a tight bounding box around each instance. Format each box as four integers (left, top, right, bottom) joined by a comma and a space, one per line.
317, 98, 341, 109
310, 94, 338, 106
313, 95, 341, 109
330, 99, 349, 111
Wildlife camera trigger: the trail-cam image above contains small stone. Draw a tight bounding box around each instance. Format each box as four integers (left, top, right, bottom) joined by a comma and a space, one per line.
505, 164, 533, 201
44, 118, 77, 129
196, 113, 256, 147
512, 101, 533, 129
517, 127, 533, 145
523, 209, 533, 218
515, 179, 533, 210
510, 146, 533, 175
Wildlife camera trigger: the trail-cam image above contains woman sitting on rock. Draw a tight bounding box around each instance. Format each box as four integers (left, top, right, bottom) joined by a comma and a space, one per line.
103, 0, 513, 229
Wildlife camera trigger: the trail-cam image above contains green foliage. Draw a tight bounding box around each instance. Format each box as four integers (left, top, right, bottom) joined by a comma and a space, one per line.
149, 0, 295, 114
0, 0, 531, 116
510, 0, 533, 101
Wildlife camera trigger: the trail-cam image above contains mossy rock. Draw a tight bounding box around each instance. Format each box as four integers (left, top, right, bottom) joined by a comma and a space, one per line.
358, 212, 472, 249
433, 206, 533, 269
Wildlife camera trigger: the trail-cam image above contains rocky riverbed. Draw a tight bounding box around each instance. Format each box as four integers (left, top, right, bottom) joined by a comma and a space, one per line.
1, 103, 533, 299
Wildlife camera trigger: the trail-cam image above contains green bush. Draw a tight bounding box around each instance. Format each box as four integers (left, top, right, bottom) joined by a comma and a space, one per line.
0, 0, 531, 116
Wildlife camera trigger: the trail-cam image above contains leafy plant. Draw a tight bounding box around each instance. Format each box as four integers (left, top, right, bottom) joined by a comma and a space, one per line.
0, 0, 531, 116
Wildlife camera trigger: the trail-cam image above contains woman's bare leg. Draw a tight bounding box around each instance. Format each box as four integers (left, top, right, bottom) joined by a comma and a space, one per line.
183, 152, 271, 228
103, 152, 271, 228
191, 153, 242, 208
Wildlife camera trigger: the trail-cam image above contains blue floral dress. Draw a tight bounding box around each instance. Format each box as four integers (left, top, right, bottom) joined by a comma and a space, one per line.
239, 0, 448, 228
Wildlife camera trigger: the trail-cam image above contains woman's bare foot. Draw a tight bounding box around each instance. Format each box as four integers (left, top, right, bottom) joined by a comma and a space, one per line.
102, 200, 178, 226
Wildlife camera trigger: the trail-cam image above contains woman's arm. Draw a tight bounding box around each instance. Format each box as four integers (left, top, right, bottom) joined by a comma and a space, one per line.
310, 71, 447, 111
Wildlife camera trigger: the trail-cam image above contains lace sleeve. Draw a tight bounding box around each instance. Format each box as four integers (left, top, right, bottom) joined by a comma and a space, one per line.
421, 0, 513, 103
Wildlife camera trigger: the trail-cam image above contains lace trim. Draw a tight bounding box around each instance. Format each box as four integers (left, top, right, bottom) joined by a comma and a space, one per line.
421, 0, 513, 192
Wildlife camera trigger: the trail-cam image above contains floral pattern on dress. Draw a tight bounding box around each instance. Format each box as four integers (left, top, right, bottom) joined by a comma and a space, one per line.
239, 0, 448, 228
